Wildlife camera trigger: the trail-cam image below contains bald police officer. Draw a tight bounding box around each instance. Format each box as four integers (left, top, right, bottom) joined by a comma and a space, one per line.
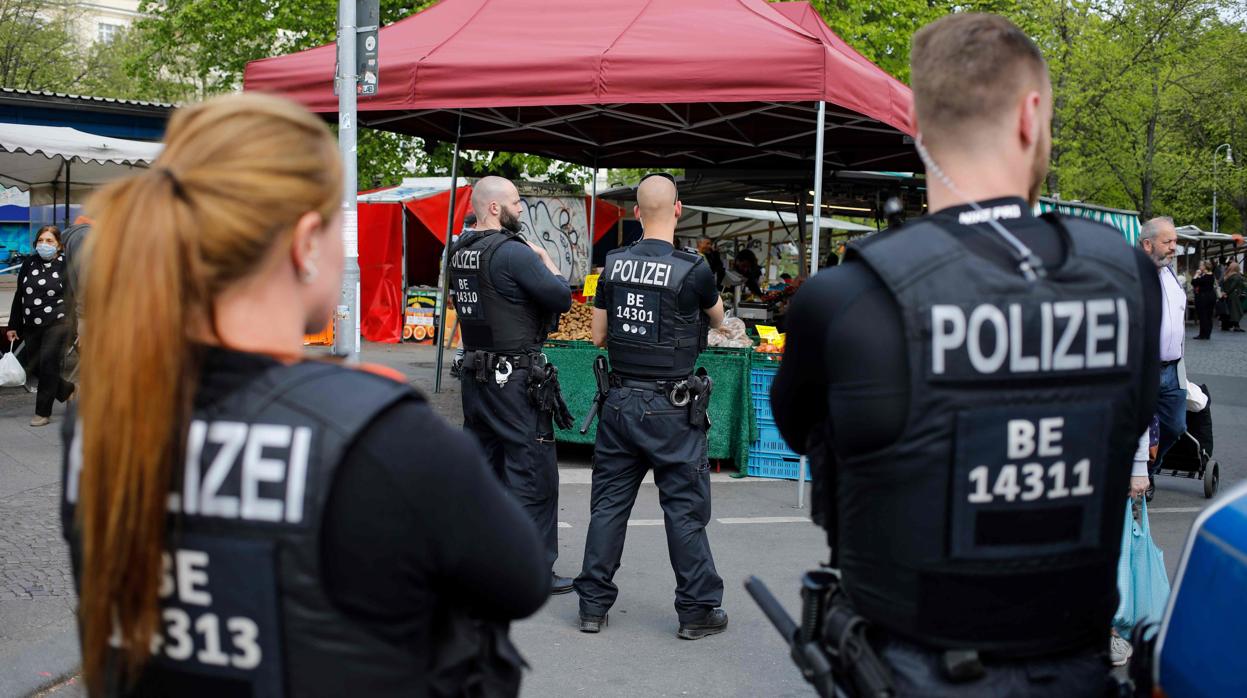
449, 176, 576, 595
771, 14, 1161, 696
574, 174, 729, 639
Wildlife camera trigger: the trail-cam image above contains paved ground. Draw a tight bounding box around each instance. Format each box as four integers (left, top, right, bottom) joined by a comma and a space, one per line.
2, 328, 1245, 697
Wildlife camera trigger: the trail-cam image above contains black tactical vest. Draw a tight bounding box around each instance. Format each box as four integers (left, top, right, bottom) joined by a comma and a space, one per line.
603, 243, 707, 378
448, 229, 549, 354
62, 362, 430, 696
838, 214, 1146, 657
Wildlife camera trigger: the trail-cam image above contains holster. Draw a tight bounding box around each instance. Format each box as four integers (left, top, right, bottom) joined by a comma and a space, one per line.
807, 572, 896, 698
528, 363, 573, 430
687, 367, 713, 430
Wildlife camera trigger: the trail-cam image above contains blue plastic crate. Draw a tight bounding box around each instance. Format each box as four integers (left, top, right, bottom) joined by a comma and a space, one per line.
750, 365, 778, 425
752, 394, 773, 422
750, 365, 777, 394
747, 451, 809, 481
754, 420, 793, 454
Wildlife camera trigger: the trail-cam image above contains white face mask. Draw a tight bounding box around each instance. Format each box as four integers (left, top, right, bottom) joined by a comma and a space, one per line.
35, 243, 57, 260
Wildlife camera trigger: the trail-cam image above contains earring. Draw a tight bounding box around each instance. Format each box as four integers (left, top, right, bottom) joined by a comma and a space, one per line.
301, 263, 318, 284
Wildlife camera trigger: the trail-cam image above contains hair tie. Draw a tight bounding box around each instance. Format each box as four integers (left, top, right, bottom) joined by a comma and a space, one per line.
156, 167, 188, 200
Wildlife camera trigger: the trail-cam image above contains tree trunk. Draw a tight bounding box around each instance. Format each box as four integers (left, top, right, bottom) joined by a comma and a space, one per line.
1140, 71, 1161, 220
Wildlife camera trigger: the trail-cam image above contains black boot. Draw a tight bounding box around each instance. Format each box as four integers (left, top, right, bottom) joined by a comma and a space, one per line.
677, 608, 728, 640
551, 573, 574, 595
579, 613, 608, 633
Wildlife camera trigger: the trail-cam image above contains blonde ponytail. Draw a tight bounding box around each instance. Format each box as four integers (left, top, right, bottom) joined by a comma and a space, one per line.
75, 93, 341, 692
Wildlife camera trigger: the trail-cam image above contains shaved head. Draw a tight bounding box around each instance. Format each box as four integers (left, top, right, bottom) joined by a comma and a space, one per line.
636, 176, 678, 223
471, 175, 522, 233
471, 176, 517, 217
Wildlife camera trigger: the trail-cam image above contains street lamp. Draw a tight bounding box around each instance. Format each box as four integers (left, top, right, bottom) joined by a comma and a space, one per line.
1213, 143, 1233, 234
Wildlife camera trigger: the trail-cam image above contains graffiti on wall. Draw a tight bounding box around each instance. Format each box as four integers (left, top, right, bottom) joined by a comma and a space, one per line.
519, 196, 589, 284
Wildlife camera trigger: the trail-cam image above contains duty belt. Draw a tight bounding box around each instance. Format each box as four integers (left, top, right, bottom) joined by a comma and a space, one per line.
460, 350, 548, 373
609, 373, 695, 406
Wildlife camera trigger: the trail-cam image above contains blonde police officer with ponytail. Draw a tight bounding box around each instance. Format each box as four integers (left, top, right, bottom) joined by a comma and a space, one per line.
62, 94, 549, 697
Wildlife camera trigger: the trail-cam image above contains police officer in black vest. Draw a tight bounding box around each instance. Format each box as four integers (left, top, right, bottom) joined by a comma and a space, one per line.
449, 175, 577, 595
61, 94, 549, 697
574, 173, 729, 640
769, 14, 1161, 697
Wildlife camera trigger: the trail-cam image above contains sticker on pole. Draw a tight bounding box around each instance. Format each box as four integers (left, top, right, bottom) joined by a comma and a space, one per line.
356, 0, 380, 96
343, 210, 358, 258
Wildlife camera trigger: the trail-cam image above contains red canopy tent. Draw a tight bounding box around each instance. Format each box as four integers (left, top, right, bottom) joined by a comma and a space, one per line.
243, 0, 914, 171
245, 0, 917, 385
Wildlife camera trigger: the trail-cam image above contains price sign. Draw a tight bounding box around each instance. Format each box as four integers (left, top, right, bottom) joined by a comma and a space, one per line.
582, 274, 600, 298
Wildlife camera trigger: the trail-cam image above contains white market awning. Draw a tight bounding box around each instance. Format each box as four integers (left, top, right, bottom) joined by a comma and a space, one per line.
677, 204, 873, 243
0, 123, 162, 190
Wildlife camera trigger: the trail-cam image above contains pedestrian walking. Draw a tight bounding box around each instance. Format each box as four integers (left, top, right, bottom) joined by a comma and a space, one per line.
448, 175, 577, 595
574, 173, 728, 640
63, 94, 549, 698
5, 224, 75, 426
1220, 261, 1244, 332
1139, 217, 1188, 471
1192, 260, 1217, 339
769, 14, 1160, 696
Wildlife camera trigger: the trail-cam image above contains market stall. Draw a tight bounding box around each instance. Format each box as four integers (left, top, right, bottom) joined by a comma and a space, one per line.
244, 0, 918, 474
350, 178, 622, 343
544, 342, 756, 474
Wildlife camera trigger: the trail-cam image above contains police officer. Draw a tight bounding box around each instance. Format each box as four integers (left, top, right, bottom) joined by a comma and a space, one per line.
61, 94, 550, 697
574, 174, 729, 639
770, 14, 1161, 696
449, 175, 576, 594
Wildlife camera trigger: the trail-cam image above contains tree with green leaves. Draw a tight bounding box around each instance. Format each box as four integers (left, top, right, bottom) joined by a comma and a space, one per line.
128, 0, 588, 188
0, 0, 91, 92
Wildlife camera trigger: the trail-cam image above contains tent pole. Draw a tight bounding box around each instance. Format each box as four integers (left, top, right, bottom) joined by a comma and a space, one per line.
587, 160, 598, 276
795, 190, 807, 271
810, 100, 826, 277
64, 160, 71, 228
400, 200, 408, 301
767, 223, 774, 283
434, 117, 463, 394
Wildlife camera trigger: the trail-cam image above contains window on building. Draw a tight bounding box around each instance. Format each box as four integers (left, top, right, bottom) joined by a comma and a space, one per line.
97, 23, 122, 44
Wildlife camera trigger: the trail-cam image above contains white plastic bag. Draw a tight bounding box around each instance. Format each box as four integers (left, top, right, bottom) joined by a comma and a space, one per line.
0, 342, 26, 387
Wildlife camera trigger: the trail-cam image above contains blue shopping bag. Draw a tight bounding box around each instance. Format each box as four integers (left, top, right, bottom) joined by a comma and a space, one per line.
1113, 497, 1171, 639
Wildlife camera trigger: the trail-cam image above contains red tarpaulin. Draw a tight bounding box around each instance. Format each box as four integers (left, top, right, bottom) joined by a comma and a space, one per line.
358, 186, 623, 343
243, 0, 916, 170
358, 202, 404, 343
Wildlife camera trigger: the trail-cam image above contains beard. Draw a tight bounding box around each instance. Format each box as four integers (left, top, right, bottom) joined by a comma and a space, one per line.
499, 208, 521, 233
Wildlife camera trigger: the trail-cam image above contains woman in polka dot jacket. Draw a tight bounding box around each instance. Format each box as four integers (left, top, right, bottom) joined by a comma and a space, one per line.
5, 225, 76, 426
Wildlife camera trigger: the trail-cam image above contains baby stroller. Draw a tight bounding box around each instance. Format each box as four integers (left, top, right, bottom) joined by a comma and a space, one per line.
1155, 383, 1220, 499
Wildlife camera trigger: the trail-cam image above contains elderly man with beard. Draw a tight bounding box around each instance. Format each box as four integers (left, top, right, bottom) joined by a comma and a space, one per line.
448, 175, 576, 595
769, 13, 1161, 696
1138, 216, 1187, 473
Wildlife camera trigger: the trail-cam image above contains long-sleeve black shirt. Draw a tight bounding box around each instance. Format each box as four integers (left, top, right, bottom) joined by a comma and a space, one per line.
195, 349, 552, 633
772, 198, 1161, 464
468, 230, 572, 314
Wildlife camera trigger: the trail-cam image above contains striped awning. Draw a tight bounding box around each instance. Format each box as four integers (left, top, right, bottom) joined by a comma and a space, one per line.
1036, 197, 1141, 245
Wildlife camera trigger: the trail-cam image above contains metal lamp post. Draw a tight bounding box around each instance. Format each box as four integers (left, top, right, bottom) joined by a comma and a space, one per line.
1213, 143, 1233, 234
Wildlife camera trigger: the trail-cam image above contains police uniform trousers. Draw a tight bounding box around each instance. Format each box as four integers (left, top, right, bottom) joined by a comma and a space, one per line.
574, 386, 723, 623
461, 366, 559, 571
877, 637, 1113, 698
